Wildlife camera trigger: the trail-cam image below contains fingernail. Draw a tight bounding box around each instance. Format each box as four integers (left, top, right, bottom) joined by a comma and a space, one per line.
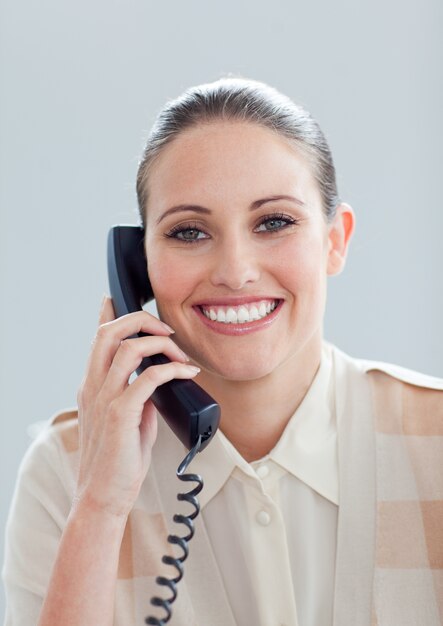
187, 365, 200, 374
99, 294, 107, 315
180, 350, 190, 361
162, 323, 175, 334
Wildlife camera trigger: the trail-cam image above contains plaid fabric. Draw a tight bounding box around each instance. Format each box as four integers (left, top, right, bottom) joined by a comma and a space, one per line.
369, 369, 443, 625
3, 343, 443, 626
52, 350, 443, 625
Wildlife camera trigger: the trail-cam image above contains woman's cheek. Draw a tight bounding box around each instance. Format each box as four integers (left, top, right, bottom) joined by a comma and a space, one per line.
277, 234, 323, 289
148, 256, 197, 322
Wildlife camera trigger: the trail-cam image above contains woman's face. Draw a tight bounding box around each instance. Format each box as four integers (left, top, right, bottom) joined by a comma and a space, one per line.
144, 121, 353, 381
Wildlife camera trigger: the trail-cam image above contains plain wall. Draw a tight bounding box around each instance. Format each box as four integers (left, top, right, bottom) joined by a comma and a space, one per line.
1, 0, 442, 619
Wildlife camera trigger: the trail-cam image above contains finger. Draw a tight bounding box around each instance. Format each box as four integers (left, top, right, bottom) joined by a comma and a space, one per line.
139, 401, 159, 466
99, 296, 116, 325
83, 308, 174, 400
109, 362, 200, 427
99, 335, 190, 401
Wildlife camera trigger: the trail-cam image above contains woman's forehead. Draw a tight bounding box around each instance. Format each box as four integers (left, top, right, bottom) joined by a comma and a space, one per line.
145, 121, 322, 216
151, 120, 308, 171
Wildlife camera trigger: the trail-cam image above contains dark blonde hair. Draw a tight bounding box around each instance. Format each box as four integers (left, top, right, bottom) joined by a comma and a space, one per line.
136, 78, 340, 226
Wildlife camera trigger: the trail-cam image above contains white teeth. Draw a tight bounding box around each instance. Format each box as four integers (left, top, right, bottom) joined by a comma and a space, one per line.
201, 300, 279, 324
226, 308, 238, 323
237, 306, 249, 323
249, 305, 260, 321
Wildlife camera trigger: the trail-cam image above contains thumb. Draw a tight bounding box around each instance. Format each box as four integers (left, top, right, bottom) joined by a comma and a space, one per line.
98, 295, 116, 325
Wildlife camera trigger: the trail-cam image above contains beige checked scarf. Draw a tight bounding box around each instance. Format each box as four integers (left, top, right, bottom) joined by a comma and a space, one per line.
333, 345, 443, 625
27, 344, 443, 626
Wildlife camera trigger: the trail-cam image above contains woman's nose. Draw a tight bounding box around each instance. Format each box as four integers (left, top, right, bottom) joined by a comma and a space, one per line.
209, 238, 261, 290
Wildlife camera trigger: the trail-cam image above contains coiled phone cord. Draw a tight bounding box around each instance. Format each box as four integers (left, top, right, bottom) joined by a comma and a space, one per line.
145, 434, 204, 625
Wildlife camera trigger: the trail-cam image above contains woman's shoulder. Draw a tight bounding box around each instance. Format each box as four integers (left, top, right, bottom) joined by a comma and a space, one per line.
17, 408, 80, 491
48, 407, 80, 450
26, 407, 80, 455
327, 340, 443, 391
327, 342, 443, 437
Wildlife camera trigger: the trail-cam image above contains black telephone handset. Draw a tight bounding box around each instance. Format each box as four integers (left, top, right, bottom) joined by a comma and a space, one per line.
108, 225, 220, 624
107, 224, 220, 451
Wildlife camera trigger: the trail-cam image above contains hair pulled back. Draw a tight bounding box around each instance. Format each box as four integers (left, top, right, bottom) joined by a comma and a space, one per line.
136, 78, 340, 226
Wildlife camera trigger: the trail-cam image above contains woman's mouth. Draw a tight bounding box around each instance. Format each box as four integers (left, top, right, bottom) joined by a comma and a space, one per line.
199, 299, 278, 324
193, 298, 282, 335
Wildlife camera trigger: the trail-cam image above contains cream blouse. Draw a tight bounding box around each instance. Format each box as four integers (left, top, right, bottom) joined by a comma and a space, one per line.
3, 341, 338, 626
192, 340, 337, 626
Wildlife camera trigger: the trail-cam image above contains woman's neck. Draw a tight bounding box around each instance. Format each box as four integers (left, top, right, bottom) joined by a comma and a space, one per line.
196, 334, 323, 462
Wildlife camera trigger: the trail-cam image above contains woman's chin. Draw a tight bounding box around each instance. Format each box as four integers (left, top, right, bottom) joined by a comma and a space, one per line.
196, 359, 278, 384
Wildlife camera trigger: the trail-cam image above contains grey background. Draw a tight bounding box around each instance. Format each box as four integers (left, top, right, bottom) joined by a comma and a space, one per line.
1, 0, 442, 619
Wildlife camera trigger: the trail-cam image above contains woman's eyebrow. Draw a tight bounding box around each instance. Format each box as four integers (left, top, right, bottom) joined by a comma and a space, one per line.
250, 195, 305, 210
156, 195, 305, 224
156, 204, 210, 224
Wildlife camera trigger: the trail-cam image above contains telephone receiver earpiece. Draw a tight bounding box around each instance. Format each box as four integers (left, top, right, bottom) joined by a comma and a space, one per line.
107, 225, 220, 451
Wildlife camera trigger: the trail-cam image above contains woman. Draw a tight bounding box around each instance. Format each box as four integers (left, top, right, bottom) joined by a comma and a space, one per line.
3, 78, 443, 626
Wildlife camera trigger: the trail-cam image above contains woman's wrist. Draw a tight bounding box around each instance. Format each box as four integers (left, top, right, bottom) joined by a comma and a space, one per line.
70, 491, 131, 530
36, 488, 129, 626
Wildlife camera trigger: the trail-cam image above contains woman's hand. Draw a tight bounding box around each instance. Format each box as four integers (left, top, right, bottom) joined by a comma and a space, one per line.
74, 296, 200, 519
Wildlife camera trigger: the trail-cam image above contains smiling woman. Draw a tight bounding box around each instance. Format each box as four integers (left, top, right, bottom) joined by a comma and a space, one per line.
142, 118, 353, 458
3, 78, 443, 626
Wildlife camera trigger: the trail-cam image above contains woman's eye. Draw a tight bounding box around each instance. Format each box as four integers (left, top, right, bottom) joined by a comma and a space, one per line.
166, 226, 209, 242
255, 215, 296, 232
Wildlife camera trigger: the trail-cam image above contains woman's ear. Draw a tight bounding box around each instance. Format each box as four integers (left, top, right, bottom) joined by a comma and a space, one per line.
326, 203, 356, 276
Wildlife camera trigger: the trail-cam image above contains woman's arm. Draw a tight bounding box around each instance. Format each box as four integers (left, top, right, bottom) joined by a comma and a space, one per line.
36, 499, 127, 626
5, 297, 199, 625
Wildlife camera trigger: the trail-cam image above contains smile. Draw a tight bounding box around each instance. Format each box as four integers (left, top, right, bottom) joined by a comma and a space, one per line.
199, 299, 279, 324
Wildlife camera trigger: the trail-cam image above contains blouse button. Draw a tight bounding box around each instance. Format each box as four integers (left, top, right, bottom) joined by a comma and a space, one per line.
256, 510, 271, 526
256, 464, 270, 479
